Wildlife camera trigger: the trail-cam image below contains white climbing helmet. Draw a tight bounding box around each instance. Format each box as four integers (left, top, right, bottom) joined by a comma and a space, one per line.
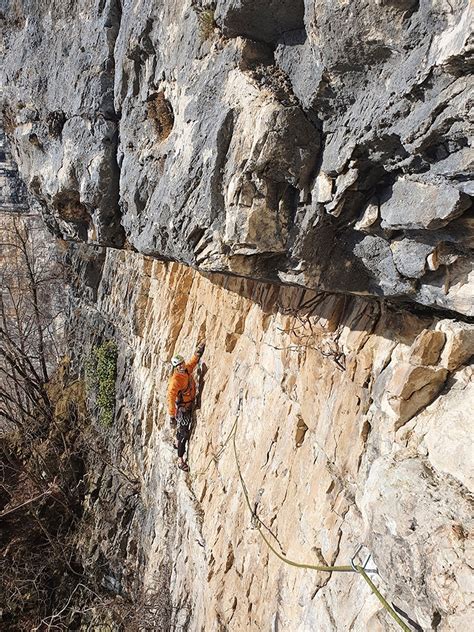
171, 354, 185, 367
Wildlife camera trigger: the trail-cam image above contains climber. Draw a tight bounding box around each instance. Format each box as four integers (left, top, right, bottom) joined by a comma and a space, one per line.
168, 341, 205, 471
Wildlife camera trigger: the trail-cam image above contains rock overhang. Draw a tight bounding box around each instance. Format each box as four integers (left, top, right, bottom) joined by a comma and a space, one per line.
0, 0, 472, 316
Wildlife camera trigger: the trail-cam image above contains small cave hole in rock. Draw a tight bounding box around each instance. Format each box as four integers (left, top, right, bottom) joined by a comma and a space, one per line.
46, 110, 66, 138
360, 420, 371, 443
432, 611, 442, 630
295, 416, 308, 448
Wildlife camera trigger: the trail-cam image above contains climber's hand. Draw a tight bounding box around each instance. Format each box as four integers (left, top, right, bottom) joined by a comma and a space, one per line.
195, 341, 205, 357
170, 416, 177, 427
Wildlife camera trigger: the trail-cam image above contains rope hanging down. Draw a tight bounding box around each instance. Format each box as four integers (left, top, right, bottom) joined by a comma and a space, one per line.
229, 415, 412, 632
191, 418, 238, 478
191, 411, 412, 631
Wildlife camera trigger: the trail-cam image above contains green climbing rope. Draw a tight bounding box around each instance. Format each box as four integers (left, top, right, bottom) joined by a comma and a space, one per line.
190, 411, 412, 631
191, 418, 238, 477
230, 416, 412, 632
356, 565, 411, 632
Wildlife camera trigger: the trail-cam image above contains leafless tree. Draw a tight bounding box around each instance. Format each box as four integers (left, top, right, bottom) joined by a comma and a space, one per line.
0, 213, 66, 434
0, 212, 76, 629
0, 213, 146, 630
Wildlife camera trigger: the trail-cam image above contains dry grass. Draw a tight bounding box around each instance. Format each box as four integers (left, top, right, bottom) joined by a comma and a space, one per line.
198, 9, 216, 41
146, 92, 174, 141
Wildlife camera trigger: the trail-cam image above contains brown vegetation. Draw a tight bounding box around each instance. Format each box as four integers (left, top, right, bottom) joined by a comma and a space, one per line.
146, 92, 174, 141
0, 214, 65, 433
0, 214, 165, 629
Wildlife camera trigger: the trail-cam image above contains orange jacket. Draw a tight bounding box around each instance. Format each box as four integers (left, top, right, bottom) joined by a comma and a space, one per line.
167, 354, 200, 417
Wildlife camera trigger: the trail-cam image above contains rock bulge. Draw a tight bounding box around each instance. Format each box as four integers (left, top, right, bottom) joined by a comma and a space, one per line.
1, 0, 472, 314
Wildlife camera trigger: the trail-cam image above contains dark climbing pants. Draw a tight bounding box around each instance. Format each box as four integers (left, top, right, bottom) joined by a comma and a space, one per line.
176, 408, 192, 458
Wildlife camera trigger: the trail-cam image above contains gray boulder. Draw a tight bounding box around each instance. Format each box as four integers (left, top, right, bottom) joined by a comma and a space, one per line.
380, 178, 471, 230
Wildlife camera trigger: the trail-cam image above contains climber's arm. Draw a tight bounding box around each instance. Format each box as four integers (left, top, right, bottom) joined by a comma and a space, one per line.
185, 354, 200, 373
186, 341, 205, 373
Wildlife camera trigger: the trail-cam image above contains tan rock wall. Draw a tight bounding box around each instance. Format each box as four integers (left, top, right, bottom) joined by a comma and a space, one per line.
90, 249, 472, 631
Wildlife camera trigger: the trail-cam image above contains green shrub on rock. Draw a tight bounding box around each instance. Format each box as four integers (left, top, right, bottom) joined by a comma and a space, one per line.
85, 340, 118, 427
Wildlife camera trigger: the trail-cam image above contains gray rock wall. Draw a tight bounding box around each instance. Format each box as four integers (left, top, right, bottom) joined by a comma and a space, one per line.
1, 0, 472, 314
0, 126, 28, 211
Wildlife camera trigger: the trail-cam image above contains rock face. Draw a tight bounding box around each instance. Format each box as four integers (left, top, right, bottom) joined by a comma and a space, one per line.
1, 2, 473, 630
66, 247, 473, 631
0, 126, 28, 212
1, 0, 473, 315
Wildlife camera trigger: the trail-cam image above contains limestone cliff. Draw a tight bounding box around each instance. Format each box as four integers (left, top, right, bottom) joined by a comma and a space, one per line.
1, 0, 473, 314
0, 1, 473, 631
64, 246, 473, 631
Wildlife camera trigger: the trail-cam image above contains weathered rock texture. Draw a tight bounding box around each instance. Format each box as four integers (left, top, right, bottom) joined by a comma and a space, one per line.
67, 247, 473, 631
1, 0, 473, 315
0, 126, 28, 211
1, 1, 473, 629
